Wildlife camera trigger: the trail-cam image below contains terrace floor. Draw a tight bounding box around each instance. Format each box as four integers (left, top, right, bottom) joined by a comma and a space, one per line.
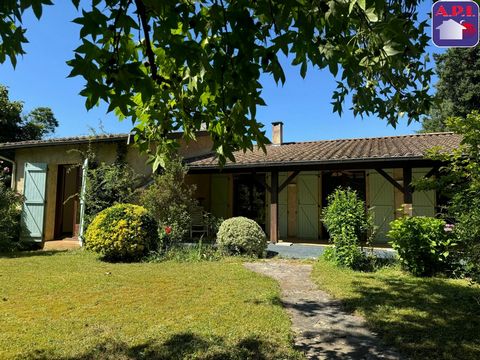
42, 238, 81, 251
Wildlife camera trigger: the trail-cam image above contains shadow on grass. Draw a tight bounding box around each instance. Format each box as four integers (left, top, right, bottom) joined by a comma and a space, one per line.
0, 249, 68, 259
344, 274, 480, 359
22, 332, 301, 360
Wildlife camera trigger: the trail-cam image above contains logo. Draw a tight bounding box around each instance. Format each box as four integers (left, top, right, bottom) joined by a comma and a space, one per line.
432, 0, 479, 47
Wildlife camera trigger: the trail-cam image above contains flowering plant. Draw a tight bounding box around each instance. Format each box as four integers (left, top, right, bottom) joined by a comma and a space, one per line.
158, 225, 174, 249
0, 161, 11, 185
444, 223, 455, 232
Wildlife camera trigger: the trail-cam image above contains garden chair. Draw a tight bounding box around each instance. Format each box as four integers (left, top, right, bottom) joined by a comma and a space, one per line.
190, 206, 209, 238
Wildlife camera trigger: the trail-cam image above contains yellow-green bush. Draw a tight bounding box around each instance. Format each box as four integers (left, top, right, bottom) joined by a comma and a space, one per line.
85, 204, 158, 261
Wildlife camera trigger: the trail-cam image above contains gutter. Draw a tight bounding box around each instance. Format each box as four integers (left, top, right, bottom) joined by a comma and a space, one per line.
0, 154, 16, 190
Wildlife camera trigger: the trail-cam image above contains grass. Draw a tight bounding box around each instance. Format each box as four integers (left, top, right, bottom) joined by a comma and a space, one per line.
0, 250, 302, 360
312, 259, 480, 360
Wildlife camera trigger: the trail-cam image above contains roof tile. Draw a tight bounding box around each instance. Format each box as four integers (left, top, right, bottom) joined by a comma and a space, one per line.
187, 132, 462, 169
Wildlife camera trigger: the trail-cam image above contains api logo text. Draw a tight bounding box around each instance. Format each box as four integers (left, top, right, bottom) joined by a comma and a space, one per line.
432, 0, 479, 47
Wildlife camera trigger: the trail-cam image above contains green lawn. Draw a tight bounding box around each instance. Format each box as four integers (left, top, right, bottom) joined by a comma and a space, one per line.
0, 250, 301, 360
312, 259, 480, 360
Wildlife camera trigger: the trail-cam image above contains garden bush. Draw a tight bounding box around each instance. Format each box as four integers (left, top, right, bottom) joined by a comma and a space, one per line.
216, 217, 267, 257
141, 157, 197, 245
0, 182, 22, 252
321, 187, 373, 269
387, 216, 455, 276
85, 203, 158, 261
83, 162, 142, 230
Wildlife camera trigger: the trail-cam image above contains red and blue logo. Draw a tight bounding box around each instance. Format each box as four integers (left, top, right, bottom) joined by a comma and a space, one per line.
432, 0, 479, 47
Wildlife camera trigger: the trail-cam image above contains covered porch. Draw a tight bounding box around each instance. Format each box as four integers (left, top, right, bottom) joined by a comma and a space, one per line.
185, 123, 455, 244
187, 160, 440, 245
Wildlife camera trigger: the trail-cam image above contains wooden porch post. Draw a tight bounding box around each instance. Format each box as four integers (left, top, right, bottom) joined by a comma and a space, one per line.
270, 171, 279, 243
403, 167, 413, 216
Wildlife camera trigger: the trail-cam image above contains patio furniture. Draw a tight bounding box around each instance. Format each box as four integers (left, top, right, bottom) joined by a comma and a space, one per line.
190, 207, 209, 238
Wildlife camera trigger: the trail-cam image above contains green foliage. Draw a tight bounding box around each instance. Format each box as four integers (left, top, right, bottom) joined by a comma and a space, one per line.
141, 158, 197, 244
418, 112, 480, 283
146, 241, 222, 263
85, 203, 158, 261
0, 252, 301, 359
313, 259, 480, 360
421, 47, 480, 133
0, 182, 22, 252
321, 187, 373, 269
387, 216, 455, 277
84, 161, 141, 230
217, 217, 267, 257
1, 1, 432, 169
0, 85, 58, 143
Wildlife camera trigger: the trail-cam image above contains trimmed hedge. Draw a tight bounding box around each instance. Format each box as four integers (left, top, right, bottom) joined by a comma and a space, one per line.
216, 217, 267, 257
85, 204, 158, 261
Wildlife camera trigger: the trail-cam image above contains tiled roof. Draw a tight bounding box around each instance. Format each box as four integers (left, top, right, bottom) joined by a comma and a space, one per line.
0, 133, 130, 150
187, 132, 462, 169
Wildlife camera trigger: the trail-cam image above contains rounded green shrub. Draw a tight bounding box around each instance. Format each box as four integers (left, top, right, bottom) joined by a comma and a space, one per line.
216, 217, 267, 257
85, 203, 158, 261
387, 216, 455, 276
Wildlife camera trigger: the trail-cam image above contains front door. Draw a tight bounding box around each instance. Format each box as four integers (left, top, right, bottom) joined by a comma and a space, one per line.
54, 165, 81, 239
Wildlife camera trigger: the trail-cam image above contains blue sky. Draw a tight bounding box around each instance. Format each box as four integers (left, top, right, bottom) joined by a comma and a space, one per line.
0, 1, 441, 142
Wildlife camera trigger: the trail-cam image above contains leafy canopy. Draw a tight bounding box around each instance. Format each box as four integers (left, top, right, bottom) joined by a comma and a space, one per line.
1, 1, 432, 167
421, 47, 480, 133
418, 112, 480, 283
0, 85, 58, 143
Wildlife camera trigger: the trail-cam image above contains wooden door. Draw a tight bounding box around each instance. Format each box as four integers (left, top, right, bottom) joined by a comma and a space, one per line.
297, 174, 319, 240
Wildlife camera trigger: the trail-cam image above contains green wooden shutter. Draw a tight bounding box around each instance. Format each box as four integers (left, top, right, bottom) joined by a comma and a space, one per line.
278, 173, 288, 240
211, 174, 229, 219
368, 170, 394, 243
413, 169, 436, 217
297, 173, 319, 240
21, 163, 47, 243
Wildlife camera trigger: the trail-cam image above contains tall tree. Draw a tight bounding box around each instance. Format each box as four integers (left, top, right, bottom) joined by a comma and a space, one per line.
421, 47, 480, 133
0, 1, 433, 168
0, 85, 58, 143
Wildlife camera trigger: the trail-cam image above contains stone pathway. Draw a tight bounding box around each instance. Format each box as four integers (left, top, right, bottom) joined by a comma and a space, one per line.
244, 261, 403, 360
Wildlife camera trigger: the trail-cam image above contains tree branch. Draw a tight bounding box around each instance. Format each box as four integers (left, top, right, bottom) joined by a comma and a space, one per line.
134, 0, 160, 82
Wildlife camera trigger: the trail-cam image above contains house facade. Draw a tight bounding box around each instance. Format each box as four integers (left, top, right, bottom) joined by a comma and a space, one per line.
185, 123, 461, 243
0, 132, 213, 243
0, 123, 461, 246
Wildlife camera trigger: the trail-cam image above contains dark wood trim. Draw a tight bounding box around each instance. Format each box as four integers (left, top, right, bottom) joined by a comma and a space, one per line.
403, 167, 413, 204
375, 168, 405, 193
188, 159, 444, 174
424, 166, 440, 179
279, 170, 300, 193
270, 171, 279, 243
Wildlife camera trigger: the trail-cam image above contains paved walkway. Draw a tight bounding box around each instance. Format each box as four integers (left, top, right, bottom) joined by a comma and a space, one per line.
244, 261, 402, 360
267, 243, 395, 260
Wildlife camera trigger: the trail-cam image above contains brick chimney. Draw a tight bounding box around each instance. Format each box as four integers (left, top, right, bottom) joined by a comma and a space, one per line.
272, 121, 283, 145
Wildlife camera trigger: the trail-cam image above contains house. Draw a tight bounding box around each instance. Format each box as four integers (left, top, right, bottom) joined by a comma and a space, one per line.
0, 123, 461, 246
436, 19, 467, 40
0, 132, 213, 244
